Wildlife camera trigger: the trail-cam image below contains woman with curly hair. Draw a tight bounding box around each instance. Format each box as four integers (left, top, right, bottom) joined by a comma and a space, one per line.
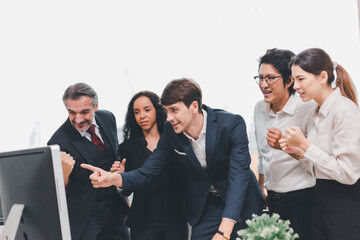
111, 91, 188, 240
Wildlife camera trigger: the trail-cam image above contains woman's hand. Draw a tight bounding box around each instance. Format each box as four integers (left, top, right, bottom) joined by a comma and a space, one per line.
285, 126, 311, 152
279, 135, 306, 159
110, 159, 126, 173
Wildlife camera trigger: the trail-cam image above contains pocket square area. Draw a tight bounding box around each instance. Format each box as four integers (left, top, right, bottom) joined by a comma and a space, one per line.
174, 149, 187, 155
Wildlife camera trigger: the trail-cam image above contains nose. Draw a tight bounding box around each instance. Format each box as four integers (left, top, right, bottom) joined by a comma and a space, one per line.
260, 80, 269, 88
166, 113, 173, 122
75, 114, 84, 124
293, 79, 300, 90
139, 111, 145, 119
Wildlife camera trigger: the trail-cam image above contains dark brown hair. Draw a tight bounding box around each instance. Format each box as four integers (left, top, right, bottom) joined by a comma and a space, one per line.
290, 48, 358, 105
160, 78, 202, 112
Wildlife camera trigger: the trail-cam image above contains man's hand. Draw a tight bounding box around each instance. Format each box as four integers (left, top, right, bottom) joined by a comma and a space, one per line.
266, 127, 282, 150
110, 158, 126, 173
60, 151, 75, 186
81, 163, 123, 188
212, 233, 228, 240
258, 174, 268, 209
211, 218, 234, 240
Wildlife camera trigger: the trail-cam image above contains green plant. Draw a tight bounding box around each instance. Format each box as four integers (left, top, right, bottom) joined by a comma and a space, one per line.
237, 213, 299, 240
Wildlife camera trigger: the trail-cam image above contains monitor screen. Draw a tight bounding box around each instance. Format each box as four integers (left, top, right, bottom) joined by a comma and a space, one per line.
0, 145, 71, 240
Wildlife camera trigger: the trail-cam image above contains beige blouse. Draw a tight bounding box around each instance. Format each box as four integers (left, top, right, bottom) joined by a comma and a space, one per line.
301, 88, 360, 185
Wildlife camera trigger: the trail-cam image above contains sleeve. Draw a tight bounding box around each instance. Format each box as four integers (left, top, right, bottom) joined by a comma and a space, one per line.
253, 105, 265, 175
301, 108, 360, 184
222, 115, 252, 222
120, 125, 174, 195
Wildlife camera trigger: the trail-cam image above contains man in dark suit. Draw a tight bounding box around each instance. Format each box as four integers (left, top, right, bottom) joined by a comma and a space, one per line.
48, 83, 129, 240
82, 78, 263, 240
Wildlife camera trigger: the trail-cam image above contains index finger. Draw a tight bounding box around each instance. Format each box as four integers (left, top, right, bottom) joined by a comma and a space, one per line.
285, 127, 295, 134
81, 163, 97, 172
268, 127, 281, 134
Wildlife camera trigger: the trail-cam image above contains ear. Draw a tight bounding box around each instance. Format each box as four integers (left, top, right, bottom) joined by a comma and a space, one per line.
190, 101, 198, 113
286, 76, 294, 88
94, 103, 98, 112
319, 71, 328, 85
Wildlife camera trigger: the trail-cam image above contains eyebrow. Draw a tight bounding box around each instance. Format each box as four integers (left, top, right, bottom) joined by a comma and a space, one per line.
67, 109, 90, 113
294, 75, 305, 78
134, 105, 152, 110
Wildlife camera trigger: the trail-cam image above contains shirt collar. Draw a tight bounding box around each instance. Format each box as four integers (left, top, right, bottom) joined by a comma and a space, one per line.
183, 109, 207, 141
318, 87, 342, 117
263, 94, 299, 116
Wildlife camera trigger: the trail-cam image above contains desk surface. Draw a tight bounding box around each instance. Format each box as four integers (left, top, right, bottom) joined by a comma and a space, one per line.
0, 225, 3, 234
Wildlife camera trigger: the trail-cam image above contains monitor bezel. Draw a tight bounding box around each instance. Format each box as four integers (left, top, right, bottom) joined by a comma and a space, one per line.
0, 145, 71, 240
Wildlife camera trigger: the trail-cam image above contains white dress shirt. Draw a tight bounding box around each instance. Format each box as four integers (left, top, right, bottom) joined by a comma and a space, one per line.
301, 88, 360, 185
183, 110, 216, 193
254, 94, 316, 192
184, 110, 235, 223
77, 119, 105, 144
184, 110, 207, 168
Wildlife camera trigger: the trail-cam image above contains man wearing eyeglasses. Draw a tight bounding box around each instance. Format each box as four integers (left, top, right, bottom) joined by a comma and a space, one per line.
253, 49, 316, 240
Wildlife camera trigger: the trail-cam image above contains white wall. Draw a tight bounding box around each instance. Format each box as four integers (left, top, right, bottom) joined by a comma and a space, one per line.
0, 0, 359, 152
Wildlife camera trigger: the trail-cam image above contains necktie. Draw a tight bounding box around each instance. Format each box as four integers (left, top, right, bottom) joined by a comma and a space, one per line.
87, 124, 106, 151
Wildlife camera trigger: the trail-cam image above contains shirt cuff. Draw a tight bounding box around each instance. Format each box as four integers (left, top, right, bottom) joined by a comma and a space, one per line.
222, 217, 237, 224
304, 144, 324, 163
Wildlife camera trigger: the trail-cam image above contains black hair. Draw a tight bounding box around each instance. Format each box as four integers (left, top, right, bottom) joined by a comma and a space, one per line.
258, 48, 296, 95
123, 91, 167, 140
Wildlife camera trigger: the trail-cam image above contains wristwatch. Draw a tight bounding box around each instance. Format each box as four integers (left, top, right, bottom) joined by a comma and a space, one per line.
217, 230, 230, 240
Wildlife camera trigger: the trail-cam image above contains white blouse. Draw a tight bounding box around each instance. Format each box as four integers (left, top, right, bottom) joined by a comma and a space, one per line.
301, 88, 360, 185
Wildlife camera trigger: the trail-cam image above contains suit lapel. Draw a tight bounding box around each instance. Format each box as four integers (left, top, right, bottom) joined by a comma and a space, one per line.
63, 119, 99, 165
204, 105, 217, 169
177, 127, 210, 180
95, 114, 117, 159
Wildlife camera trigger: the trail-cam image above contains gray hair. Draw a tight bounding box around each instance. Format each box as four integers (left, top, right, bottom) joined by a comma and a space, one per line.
62, 83, 98, 106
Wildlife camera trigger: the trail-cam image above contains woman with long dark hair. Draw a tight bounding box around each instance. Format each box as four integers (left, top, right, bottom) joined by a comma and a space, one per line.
111, 91, 188, 240
279, 48, 360, 239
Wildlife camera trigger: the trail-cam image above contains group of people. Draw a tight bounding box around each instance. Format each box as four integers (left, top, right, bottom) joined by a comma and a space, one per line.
48, 47, 360, 240
254, 48, 360, 240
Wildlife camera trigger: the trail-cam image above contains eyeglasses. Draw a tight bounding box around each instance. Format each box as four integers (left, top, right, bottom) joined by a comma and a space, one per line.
254, 76, 282, 85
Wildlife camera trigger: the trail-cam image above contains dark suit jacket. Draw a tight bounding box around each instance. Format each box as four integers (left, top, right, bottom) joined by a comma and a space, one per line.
121, 105, 264, 227
48, 110, 129, 240
119, 136, 186, 231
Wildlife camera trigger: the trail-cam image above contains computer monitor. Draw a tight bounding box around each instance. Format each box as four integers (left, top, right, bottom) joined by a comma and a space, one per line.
0, 145, 71, 240
0, 197, 3, 225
